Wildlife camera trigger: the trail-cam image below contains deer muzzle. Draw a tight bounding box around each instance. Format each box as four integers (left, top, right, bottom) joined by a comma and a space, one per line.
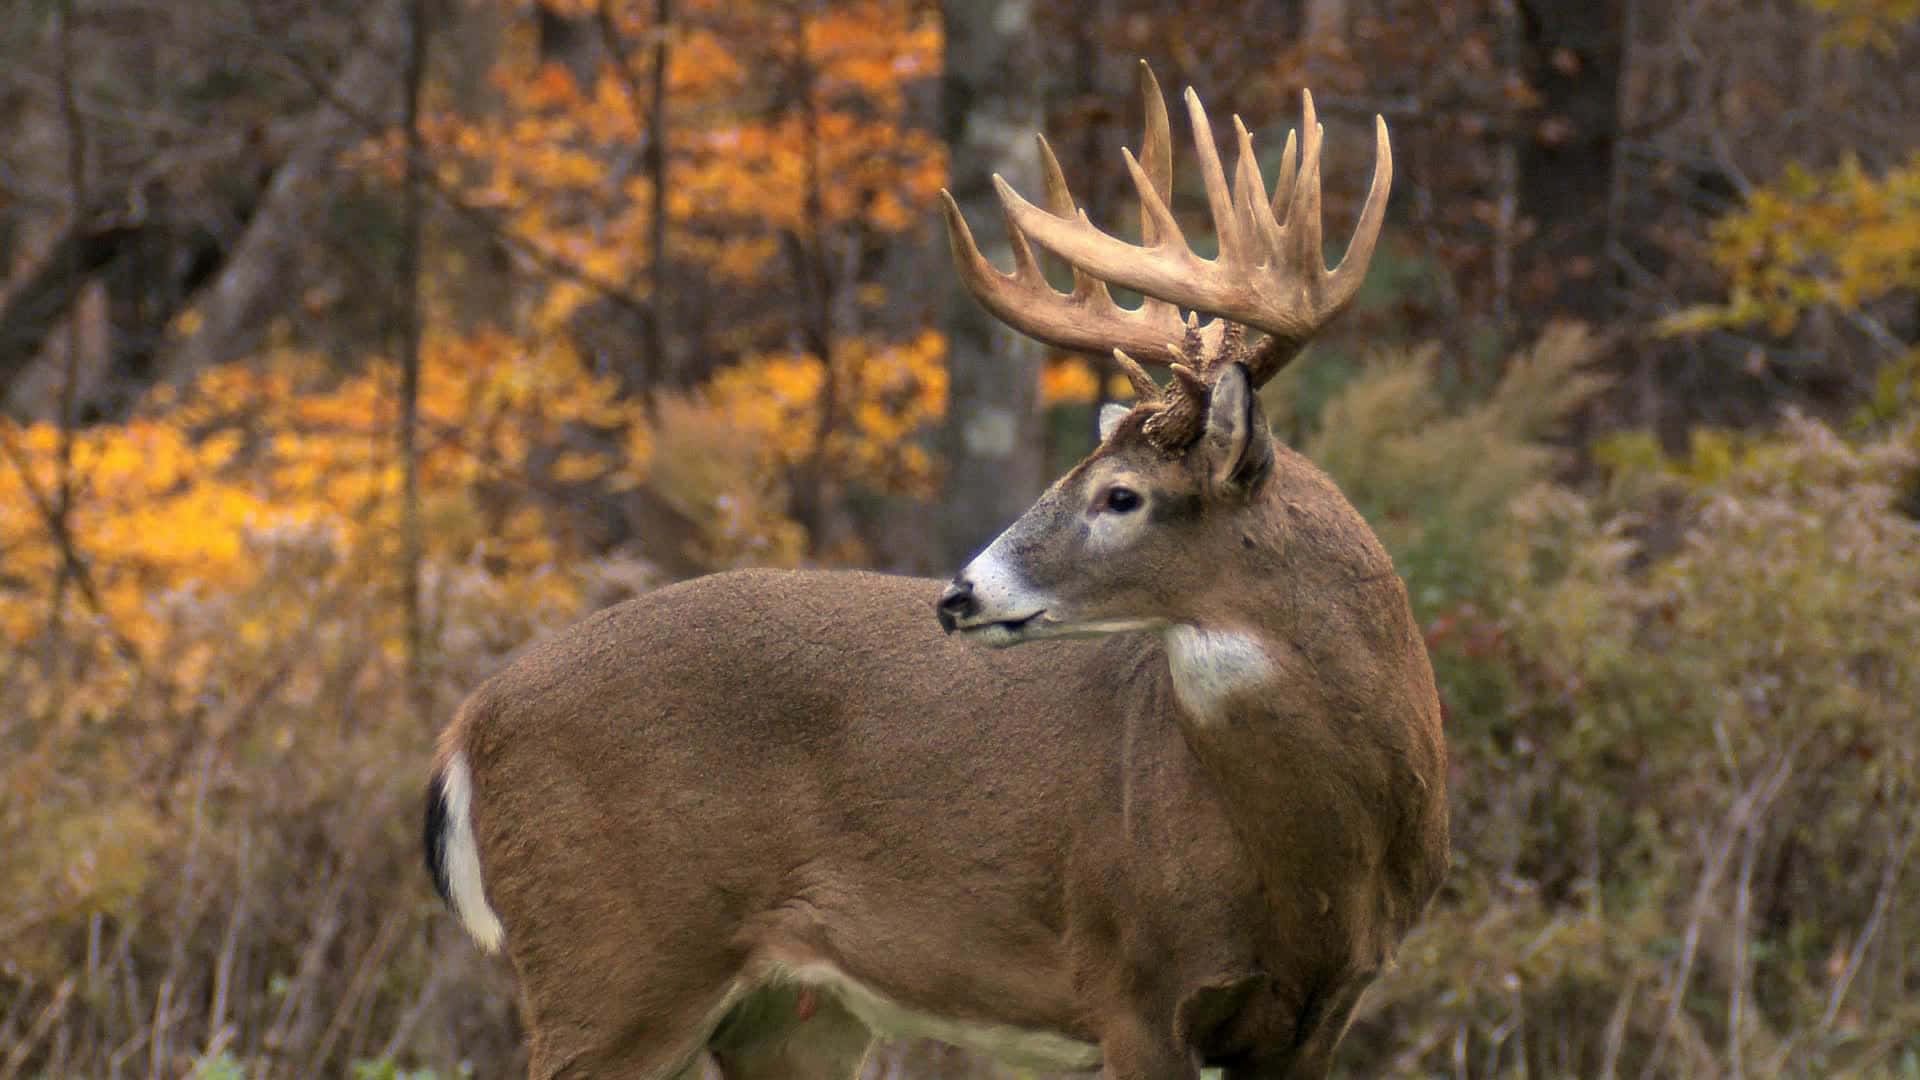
935, 579, 979, 633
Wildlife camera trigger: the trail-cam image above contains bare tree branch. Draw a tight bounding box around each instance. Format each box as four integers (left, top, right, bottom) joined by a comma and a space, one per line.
0, 421, 142, 666
593, 0, 675, 395
53, 0, 85, 662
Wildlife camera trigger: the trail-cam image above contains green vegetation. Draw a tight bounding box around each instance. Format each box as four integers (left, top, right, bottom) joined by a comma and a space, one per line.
1320, 351, 1920, 1076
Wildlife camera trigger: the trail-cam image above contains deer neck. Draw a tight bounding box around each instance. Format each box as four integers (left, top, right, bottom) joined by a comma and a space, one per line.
1159, 596, 1442, 947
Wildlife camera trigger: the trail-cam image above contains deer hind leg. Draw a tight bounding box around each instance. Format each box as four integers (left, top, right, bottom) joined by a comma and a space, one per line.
503, 910, 747, 1080
709, 984, 874, 1080
520, 987, 734, 1080
506, 909, 748, 1080
1099, 1013, 1203, 1080
1217, 979, 1369, 1080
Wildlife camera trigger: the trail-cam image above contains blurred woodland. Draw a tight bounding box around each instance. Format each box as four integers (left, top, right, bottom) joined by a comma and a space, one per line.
2, 0, 1918, 1076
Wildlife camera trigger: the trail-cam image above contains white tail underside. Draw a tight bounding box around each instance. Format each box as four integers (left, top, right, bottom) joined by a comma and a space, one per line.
442, 751, 506, 953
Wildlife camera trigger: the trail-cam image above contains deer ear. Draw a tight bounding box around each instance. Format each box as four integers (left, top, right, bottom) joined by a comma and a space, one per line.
1097, 402, 1130, 443
1204, 363, 1273, 496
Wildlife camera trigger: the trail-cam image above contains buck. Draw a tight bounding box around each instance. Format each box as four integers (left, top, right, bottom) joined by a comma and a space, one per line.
426, 63, 1448, 1080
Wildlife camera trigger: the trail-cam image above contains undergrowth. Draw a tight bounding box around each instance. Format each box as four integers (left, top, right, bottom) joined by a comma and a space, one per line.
4, 324, 1916, 1077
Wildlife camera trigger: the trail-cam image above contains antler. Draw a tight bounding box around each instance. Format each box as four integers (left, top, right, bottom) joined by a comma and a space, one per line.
940, 61, 1393, 450
938, 63, 1191, 369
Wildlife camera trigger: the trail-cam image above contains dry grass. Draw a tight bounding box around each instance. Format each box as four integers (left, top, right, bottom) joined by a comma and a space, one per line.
5, 334, 1917, 1078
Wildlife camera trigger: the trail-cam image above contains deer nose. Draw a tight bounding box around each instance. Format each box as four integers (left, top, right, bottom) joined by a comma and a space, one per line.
935, 579, 978, 633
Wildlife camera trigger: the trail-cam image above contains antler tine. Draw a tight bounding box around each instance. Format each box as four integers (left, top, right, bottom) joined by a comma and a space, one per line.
1036, 134, 1075, 220
939, 182, 1192, 366
1110, 348, 1162, 402
1132, 62, 1183, 336
1286, 90, 1326, 295
1184, 88, 1246, 269
945, 63, 1393, 411
1234, 116, 1282, 266
1241, 105, 1393, 387
1001, 144, 1194, 312
1115, 146, 1189, 258
999, 181, 1050, 290
1328, 115, 1394, 306
1251, 89, 1389, 320
1036, 134, 1111, 307
1137, 60, 1173, 247
939, 189, 1012, 295
1270, 128, 1299, 229
936, 63, 1199, 368
995, 75, 1393, 390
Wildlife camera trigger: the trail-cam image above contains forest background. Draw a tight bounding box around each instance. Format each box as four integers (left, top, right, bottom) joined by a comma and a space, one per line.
1, 0, 1917, 1076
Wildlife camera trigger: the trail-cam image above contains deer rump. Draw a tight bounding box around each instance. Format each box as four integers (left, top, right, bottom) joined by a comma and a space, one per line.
427, 568, 1391, 1075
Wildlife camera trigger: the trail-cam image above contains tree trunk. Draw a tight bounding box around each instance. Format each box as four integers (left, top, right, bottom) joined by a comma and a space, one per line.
0, 217, 141, 413
1518, 0, 1628, 325
398, 0, 430, 712
1303, 0, 1347, 41
161, 0, 411, 383
935, 0, 1049, 569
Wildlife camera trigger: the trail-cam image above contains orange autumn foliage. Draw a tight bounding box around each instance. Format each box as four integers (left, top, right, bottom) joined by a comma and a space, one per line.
0, 333, 637, 669
1, 10, 960, 1042
417, 0, 946, 333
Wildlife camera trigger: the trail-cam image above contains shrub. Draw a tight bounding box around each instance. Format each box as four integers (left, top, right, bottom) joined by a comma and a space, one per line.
1343, 411, 1920, 1076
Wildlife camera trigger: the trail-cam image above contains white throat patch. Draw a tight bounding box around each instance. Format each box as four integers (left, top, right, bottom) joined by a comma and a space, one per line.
1164, 626, 1275, 724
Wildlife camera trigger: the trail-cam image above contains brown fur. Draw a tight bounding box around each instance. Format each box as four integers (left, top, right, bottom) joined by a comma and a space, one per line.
431, 371, 1449, 1079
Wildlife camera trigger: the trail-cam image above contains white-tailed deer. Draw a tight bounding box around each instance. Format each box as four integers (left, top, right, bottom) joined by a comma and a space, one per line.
426, 63, 1447, 1080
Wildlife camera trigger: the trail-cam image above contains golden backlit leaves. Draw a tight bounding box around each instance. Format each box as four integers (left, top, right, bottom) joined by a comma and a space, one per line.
1663, 150, 1920, 420
703, 328, 947, 491
1665, 153, 1920, 340
1665, 2, 1919, 424
1037, 356, 1149, 408
0, 319, 958, 657
0, 333, 637, 667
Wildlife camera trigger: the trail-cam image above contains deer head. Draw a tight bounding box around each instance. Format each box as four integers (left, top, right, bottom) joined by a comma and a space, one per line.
935, 62, 1391, 648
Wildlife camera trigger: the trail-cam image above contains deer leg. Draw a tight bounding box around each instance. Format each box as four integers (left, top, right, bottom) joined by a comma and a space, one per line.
521, 1001, 723, 1080
477, 747, 760, 1080
507, 927, 743, 1080
506, 908, 744, 1080
1218, 981, 1367, 1080
1099, 1014, 1202, 1080
710, 985, 873, 1080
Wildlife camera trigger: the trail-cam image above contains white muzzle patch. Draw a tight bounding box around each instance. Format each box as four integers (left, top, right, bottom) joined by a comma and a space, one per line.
958, 537, 1053, 629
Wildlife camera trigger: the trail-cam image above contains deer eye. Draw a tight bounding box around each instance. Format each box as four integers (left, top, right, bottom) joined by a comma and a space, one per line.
1102, 486, 1143, 514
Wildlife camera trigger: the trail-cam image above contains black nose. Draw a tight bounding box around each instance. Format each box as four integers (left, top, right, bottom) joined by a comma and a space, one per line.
936, 579, 978, 633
